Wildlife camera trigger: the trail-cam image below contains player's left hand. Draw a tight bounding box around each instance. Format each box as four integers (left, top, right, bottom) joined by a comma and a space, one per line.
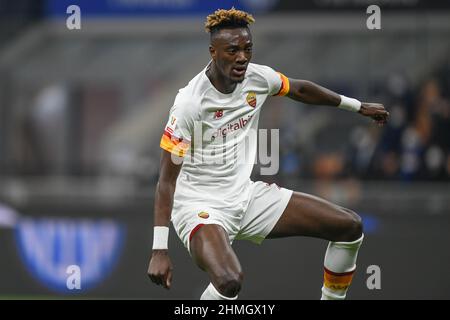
358, 102, 389, 126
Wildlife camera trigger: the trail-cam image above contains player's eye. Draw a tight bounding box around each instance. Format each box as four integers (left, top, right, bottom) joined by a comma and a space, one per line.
245, 47, 253, 53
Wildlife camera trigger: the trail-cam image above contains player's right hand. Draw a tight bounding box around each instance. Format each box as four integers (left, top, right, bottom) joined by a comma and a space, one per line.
148, 250, 173, 289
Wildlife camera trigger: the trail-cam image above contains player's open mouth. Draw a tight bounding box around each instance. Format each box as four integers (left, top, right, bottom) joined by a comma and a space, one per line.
232, 67, 246, 77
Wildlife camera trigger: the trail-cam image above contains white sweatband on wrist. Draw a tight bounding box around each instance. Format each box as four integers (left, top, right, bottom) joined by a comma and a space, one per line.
152, 226, 169, 250
338, 95, 361, 112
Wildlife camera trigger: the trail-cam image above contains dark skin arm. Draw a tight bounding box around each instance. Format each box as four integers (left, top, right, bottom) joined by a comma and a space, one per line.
286, 79, 389, 125
147, 150, 182, 289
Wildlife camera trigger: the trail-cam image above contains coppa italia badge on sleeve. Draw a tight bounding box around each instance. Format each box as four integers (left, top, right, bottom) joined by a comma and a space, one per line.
165, 116, 177, 134
246, 92, 257, 107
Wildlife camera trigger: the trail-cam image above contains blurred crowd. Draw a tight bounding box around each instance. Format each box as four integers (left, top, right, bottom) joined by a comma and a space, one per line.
354, 64, 450, 181
278, 64, 450, 183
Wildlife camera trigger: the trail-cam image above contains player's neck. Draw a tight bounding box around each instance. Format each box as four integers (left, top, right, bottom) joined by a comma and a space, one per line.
206, 63, 237, 94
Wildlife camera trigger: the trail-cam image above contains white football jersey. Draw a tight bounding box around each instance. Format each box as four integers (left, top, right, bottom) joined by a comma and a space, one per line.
160, 62, 289, 214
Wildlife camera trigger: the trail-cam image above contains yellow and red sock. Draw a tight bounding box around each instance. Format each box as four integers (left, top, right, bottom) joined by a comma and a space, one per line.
322, 267, 355, 300
321, 234, 364, 300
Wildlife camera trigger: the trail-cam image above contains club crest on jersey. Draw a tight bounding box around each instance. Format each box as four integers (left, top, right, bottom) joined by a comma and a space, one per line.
246, 92, 257, 108
198, 211, 209, 219
214, 110, 224, 119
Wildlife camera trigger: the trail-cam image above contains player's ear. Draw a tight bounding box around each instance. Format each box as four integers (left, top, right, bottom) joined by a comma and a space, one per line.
209, 45, 216, 60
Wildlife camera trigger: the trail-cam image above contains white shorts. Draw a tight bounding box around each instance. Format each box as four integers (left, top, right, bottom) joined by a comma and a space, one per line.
171, 181, 293, 253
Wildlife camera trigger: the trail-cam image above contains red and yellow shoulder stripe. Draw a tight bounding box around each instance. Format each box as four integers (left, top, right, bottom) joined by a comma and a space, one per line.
160, 129, 190, 157
274, 72, 290, 96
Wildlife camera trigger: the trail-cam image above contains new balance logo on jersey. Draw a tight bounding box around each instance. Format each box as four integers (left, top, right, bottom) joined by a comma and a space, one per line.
214, 110, 224, 119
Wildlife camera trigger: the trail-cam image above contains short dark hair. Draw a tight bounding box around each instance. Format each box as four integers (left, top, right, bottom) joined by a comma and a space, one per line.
204, 8, 255, 34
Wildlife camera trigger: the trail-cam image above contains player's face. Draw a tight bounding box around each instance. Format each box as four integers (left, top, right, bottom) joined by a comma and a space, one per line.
210, 28, 253, 83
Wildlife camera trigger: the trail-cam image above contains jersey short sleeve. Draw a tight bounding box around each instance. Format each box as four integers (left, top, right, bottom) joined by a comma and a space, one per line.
160, 100, 196, 157
257, 65, 290, 97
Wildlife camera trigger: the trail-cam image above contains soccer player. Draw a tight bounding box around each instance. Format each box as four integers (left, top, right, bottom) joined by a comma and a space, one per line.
148, 8, 389, 300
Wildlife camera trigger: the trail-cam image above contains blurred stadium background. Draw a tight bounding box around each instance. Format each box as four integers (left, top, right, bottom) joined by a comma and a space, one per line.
0, 0, 449, 299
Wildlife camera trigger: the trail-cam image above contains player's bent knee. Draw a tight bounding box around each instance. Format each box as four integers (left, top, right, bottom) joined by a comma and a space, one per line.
214, 271, 243, 298
339, 208, 363, 242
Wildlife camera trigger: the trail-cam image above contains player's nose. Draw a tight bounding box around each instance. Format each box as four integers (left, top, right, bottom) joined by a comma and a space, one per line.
235, 51, 248, 64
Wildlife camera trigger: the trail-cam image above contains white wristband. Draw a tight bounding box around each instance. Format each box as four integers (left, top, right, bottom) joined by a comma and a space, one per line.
338, 95, 361, 113
152, 226, 169, 250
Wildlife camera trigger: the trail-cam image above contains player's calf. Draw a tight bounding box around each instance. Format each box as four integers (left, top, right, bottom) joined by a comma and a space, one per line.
320, 207, 364, 300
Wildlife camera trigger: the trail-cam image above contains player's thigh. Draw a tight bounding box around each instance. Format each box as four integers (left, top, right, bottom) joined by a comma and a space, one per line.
190, 224, 242, 279
268, 191, 362, 241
